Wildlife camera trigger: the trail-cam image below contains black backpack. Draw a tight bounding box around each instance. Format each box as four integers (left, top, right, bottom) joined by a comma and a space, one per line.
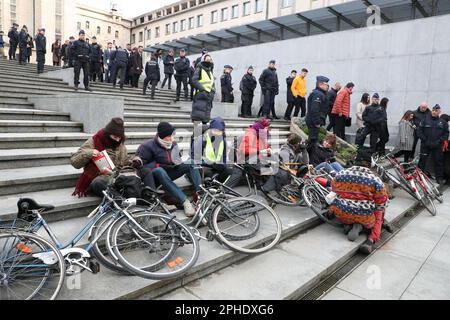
114, 168, 143, 199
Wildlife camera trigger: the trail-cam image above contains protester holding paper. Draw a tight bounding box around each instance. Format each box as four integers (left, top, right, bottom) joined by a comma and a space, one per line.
71, 118, 129, 197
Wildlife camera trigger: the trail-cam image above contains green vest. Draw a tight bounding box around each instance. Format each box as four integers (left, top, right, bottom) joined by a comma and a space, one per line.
203, 134, 224, 163
195, 68, 214, 95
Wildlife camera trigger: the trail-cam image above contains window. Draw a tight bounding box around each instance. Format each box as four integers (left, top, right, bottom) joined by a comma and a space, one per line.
146, 29, 151, 40
211, 10, 218, 24
10, 0, 16, 25
86, 21, 90, 29
131, 34, 136, 44
139, 31, 143, 42
243, 2, 251, 16
180, 19, 186, 31
173, 21, 178, 33
165, 23, 170, 35
231, 5, 239, 18
255, 0, 264, 13
155, 26, 160, 38
221, 8, 228, 21
108, 26, 111, 34
197, 14, 203, 27
77, 22, 81, 30
55, 0, 62, 38
140, 17, 145, 24
115, 30, 119, 38
281, 0, 293, 7
97, 26, 101, 34
188, 17, 195, 29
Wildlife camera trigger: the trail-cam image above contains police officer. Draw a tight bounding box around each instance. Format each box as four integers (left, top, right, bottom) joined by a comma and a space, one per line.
18, 25, 28, 65
67, 36, 75, 68
355, 93, 383, 151
35, 28, 46, 74
239, 66, 257, 118
174, 48, 190, 101
305, 76, 330, 146
143, 54, 160, 99
89, 36, 103, 82
110, 46, 129, 90
220, 65, 234, 103
259, 60, 280, 119
417, 104, 449, 188
8, 23, 19, 60
72, 30, 92, 91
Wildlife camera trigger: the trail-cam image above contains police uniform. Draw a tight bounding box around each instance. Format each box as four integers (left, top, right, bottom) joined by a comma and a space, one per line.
8, 24, 19, 60
305, 76, 329, 145
35, 29, 47, 74
111, 48, 129, 89
174, 49, 190, 101
239, 67, 257, 118
89, 38, 103, 82
72, 31, 92, 90
417, 105, 449, 185
259, 60, 279, 118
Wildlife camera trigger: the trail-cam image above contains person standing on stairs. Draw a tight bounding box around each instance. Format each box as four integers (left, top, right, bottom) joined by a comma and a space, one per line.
220, 65, 234, 103
26, 33, 34, 63
71, 118, 129, 197
188, 61, 196, 101
18, 25, 29, 65
174, 48, 190, 102
191, 54, 215, 124
326, 82, 342, 132
89, 36, 103, 82
110, 46, 129, 90
8, 23, 19, 60
239, 66, 257, 118
259, 60, 280, 120
34, 28, 46, 74
283, 70, 297, 121
161, 49, 175, 90
142, 54, 160, 100
305, 76, 330, 146
288, 68, 309, 120
331, 82, 354, 141
130, 46, 143, 88
72, 30, 92, 91
0, 31, 5, 59
51, 39, 62, 67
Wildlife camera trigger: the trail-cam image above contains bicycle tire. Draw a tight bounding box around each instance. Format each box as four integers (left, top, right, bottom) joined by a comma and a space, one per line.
0, 232, 65, 300
211, 197, 282, 254
263, 183, 306, 207
420, 172, 443, 203
109, 212, 199, 280
385, 170, 417, 199
302, 184, 341, 227
420, 194, 437, 216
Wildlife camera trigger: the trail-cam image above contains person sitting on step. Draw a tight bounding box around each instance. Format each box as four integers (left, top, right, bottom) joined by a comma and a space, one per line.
71, 118, 129, 197
133, 122, 202, 217
308, 133, 344, 175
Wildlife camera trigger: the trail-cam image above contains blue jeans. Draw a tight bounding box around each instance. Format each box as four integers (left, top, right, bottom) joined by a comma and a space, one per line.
315, 161, 344, 174
152, 163, 202, 204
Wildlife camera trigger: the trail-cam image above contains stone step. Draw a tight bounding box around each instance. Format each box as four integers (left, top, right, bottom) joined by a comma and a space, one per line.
0, 63, 60, 74
52, 189, 417, 300
125, 121, 290, 132
0, 120, 83, 134
0, 130, 291, 149
0, 108, 71, 121
0, 136, 288, 170
0, 101, 34, 110
0, 74, 68, 85
124, 106, 186, 114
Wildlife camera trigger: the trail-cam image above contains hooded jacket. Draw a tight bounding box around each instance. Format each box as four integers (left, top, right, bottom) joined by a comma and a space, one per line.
191, 117, 227, 168
136, 137, 183, 169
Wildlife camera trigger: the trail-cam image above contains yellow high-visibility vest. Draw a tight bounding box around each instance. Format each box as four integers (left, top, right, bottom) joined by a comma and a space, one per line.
203, 135, 224, 163
195, 68, 214, 95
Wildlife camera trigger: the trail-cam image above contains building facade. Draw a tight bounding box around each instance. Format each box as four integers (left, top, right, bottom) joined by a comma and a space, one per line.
130, 0, 352, 48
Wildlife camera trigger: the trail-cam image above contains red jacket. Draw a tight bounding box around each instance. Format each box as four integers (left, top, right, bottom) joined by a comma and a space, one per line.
331, 87, 351, 118
238, 128, 269, 162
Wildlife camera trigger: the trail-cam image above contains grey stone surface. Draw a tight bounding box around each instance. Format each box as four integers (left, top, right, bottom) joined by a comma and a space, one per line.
28, 95, 124, 133
321, 288, 364, 300
177, 101, 239, 119
401, 263, 450, 300
44, 68, 76, 87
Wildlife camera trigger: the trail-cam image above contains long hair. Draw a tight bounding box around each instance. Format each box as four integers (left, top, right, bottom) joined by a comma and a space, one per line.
380, 98, 389, 108
401, 110, 414, 122
360, 93, 370, 105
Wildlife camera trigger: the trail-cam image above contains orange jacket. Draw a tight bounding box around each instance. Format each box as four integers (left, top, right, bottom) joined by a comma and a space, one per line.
331, 87, 351, 118
238, 128, 269, 162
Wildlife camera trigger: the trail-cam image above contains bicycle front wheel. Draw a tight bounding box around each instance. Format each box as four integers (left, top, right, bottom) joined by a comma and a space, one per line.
211, 197, 282, 254
302, 185, 341, 227
109, 212, 199, 280
0, 231, 65, 300
420, 172, 443, 203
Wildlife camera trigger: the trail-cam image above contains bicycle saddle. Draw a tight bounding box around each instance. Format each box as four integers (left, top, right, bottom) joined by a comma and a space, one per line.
17, 198, 55, 222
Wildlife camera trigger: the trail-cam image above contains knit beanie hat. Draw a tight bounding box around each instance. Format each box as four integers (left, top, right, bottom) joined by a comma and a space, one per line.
104, 117, 125, 138
157, 122, 175, 139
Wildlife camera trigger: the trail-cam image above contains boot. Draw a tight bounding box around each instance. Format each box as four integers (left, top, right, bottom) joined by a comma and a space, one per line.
347, 223, 363, 242
359, 239, 374, 255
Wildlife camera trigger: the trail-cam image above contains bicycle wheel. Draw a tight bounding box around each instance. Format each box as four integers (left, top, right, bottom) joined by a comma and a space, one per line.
263, 183, 306, 207
420, 172, 443, 203
0, 232, 65, 300
211, 197, 282, 254
302, 184, 341, 227
109, 212, 199, 280
416, 184, 437, 216
90, 212, 131, 275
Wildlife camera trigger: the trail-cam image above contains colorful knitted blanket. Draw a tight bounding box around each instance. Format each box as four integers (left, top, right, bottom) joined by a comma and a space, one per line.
329, 166, 389, 228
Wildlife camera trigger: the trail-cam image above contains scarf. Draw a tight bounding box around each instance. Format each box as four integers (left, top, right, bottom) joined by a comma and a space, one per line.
158, 136, 173, 150
72, 129, 109, 198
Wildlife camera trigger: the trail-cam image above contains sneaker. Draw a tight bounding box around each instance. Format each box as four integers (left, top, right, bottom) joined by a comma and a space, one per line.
359, 239, 374, 255
347, 223, 363, 242
183, 200, 196, 217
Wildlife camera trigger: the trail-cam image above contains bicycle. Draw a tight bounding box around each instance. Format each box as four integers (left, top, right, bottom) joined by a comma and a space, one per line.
378, 153, 441, 216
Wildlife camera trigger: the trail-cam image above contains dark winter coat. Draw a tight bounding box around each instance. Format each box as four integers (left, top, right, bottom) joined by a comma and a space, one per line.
259, 67, 279, 94
286, 76, 295, 104
239, 73, 257, 96
306, 87, 328, 127
145, 60, 161, 81
220, 73, 233, 93
35, 34, 46, 53
417, 115, 449, 150
18, 30, 28, 48
90, 43, 102, 62
308, 144, 336, 167
72, 39, 91, 62
163, 55, 175, 74
8, 28, 19, 45
174, 56, 190, 77
136, 138, 183, 169
191, 62, 215, 123
130, 52, 143, 75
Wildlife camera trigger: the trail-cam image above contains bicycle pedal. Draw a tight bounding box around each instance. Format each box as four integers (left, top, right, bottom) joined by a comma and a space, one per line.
205, 230, 215, 241
89, 260, 101, 274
